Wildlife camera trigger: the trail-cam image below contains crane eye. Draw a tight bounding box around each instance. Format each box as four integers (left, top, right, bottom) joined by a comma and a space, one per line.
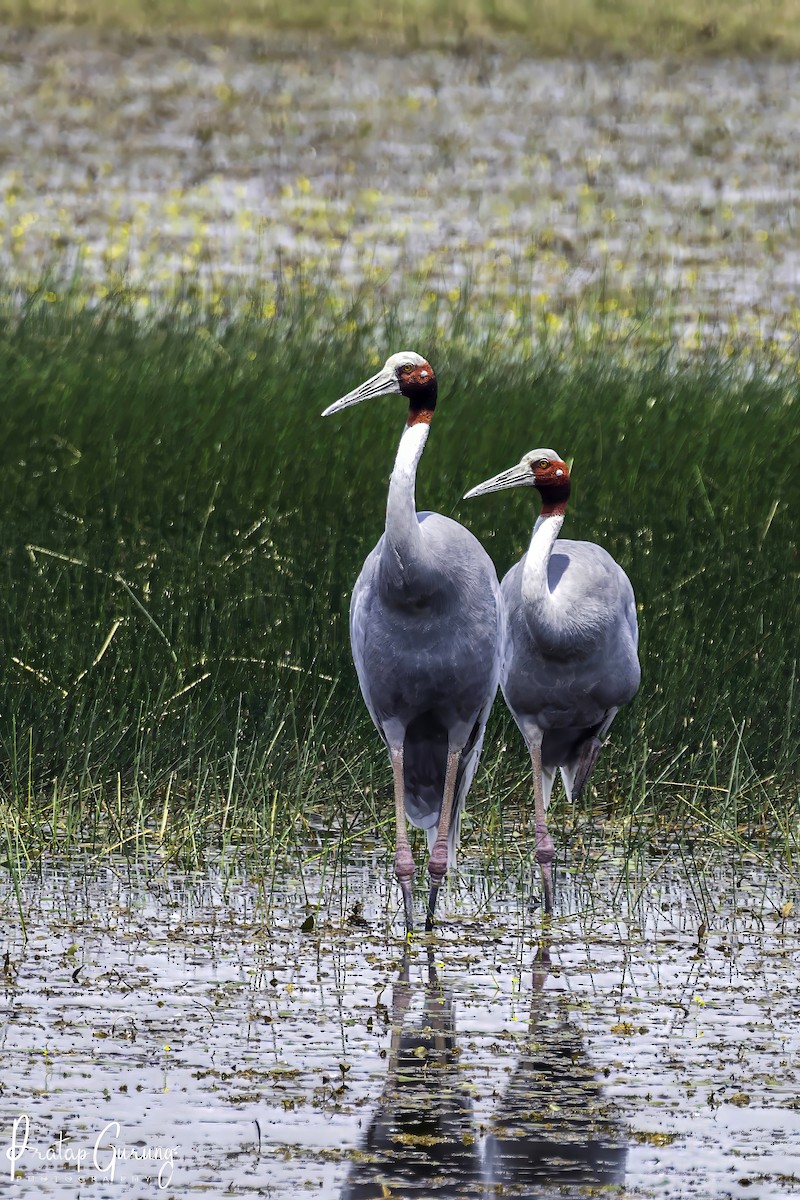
537, 458, 550, 469
401, 363, 415, 374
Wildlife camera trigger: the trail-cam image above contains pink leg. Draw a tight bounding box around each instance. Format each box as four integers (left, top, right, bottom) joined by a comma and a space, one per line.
426, 749, 461, 931
391, 747, 416, 932
530, 731, 554, 917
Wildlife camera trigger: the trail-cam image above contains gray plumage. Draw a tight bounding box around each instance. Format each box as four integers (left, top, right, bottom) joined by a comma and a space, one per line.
500, 536, 639, 778
465, 448, 640, 913
351, 511, 501, 837
323, 352, 503, 929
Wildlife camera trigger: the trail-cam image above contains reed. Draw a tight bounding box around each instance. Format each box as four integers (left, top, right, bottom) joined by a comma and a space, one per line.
1, 0, 797, 57
1, 287, 797, 863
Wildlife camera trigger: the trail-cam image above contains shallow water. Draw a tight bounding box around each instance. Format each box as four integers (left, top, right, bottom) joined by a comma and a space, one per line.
0, 844, 798, 1197
1, 30, 799, 346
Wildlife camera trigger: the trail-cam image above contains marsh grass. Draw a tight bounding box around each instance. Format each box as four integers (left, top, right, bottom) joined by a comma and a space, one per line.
1, 285, 798, 873
2, 0, 800, 57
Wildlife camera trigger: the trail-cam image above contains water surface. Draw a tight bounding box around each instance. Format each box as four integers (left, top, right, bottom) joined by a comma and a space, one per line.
1, 32, 798, 346
0, 844, 798, 1196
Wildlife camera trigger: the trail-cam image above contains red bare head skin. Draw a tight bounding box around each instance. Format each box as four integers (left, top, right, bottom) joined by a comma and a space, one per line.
530, 455, 571, 516
398, 360, 437, 426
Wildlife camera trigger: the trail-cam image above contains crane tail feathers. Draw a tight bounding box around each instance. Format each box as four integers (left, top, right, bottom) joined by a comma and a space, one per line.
568, 736, 603, 802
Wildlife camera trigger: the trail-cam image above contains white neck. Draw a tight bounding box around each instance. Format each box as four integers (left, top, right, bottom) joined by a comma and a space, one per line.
521, 511, 566, 640
382, 421, 430, 569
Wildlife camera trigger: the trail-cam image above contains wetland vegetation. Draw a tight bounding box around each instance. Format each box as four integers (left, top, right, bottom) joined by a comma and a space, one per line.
1, 17, 799, 1198
0, 22, 797, 914
3, 0, 800, 56
2, 289, 798, 870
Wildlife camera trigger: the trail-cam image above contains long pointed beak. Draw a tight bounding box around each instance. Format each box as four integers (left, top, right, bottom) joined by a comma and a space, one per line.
463, 462, 532, 499
321, 368, 399, 417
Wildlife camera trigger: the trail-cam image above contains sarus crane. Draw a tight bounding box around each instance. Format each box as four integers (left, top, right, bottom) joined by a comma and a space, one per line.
323, 352, 503, 931
464, 449, 640, 915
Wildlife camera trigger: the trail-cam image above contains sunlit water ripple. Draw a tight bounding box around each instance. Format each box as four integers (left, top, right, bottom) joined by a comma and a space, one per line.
1, 30, 799, 350
0, 845, 798, 1197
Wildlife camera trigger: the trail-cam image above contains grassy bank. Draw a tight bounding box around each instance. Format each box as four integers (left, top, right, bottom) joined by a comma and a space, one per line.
1, 0, 798, 56
1, 290, 798, 864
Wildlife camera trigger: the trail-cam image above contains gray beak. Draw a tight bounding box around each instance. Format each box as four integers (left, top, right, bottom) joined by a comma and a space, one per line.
463, 462, 533, 499
321, 367, 400, 417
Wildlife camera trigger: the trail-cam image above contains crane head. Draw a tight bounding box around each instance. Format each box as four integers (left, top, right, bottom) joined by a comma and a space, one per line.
464, 448, 571, 514
321, 352, 437, 423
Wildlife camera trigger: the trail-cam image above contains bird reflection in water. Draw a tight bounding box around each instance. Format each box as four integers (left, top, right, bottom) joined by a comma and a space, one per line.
341, 946, 626, 1199
340, 949, 480, 1199
483, 944, 627, 1195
